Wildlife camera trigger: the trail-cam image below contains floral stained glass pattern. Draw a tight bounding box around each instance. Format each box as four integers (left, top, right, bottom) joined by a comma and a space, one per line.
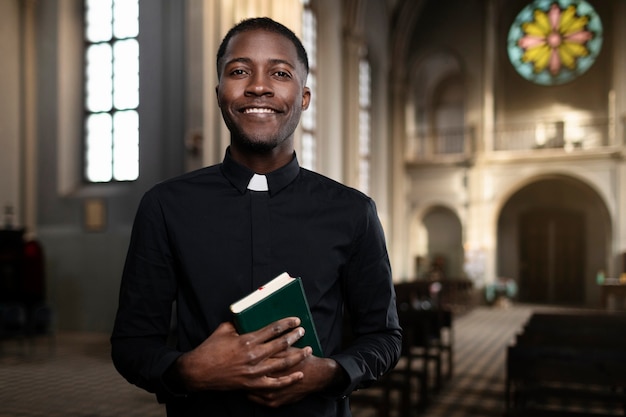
508, 0, 603, 86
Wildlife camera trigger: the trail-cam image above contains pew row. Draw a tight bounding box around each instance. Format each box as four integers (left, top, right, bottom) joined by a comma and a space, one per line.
505, 312, 626, 417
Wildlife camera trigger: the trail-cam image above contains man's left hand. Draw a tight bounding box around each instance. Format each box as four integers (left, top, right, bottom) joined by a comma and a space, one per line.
246, 350, 345, 407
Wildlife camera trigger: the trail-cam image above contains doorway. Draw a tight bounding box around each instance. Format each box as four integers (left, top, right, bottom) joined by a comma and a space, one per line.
422, 206, 464, 279
497, 175, 610, 308
519, 208, 584, 304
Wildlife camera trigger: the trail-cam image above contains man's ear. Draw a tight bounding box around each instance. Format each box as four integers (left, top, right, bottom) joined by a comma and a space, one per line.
302, 86, 311, 110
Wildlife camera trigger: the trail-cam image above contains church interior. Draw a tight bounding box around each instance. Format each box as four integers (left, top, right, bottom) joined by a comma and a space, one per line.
2, 0, 626, 416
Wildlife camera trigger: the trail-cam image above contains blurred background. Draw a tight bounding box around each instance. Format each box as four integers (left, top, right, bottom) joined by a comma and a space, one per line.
1, 0, 625, 333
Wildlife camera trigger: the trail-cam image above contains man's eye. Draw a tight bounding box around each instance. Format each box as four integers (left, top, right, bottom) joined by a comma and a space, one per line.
274, 71, 291, 78
231, 69, 247, 76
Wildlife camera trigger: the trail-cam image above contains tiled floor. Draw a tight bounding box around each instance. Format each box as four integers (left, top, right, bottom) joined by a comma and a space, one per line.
350, 304, 536, 417
0, 333, 165, 417
0, 304, 586, 417
415, 305, 533, 417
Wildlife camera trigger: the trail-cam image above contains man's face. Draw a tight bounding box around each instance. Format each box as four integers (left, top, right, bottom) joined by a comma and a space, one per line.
216, 29, 310, 153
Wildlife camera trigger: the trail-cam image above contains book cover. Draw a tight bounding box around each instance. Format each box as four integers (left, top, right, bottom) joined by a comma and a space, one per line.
230, 273, 324, 357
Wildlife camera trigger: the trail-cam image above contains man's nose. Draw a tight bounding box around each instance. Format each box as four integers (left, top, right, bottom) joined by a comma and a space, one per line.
245, 73, 273, 96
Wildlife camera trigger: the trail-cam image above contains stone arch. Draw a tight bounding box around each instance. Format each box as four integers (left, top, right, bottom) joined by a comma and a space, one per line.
496, 174, 612, 307
410, 204, 464, 280
407, 50, 466, 157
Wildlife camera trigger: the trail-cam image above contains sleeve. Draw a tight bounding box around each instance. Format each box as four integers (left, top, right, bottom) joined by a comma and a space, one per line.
329, 198, 403, 397
110, 189, 184, 401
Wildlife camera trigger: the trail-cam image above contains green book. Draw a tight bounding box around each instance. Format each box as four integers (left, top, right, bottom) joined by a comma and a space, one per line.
230, 272, 324, 357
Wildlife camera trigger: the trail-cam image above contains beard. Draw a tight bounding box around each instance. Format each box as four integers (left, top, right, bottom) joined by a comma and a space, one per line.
235, 132, 281, 153
223, 108, 303, 155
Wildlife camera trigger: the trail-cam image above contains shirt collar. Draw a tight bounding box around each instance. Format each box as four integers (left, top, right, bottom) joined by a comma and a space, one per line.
221, 147, 300, 196
247, 174, 268, 191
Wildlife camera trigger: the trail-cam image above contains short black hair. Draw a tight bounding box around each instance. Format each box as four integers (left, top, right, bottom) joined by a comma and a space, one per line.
216, 17, 309, 78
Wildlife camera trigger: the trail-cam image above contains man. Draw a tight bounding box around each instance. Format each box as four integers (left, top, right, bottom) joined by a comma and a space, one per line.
111, 17, 401, 417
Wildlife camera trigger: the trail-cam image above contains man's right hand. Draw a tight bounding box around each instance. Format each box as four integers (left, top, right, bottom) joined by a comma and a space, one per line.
166, 317, 312, 393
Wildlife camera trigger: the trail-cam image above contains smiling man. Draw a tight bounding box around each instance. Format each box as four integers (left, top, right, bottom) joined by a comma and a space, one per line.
111, 17, 401, 417
216, 25, 309, 169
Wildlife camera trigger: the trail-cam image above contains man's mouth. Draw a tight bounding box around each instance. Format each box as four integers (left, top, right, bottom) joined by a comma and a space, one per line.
242, 107, 276, 114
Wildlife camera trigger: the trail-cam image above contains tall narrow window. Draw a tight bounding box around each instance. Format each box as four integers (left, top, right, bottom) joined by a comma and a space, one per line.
301, 0, 317, 170
84, 0, 139, 182
358, 56, 371, 194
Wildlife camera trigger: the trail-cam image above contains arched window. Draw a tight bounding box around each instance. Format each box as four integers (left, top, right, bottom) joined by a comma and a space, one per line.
301, 0, 317, 170
408, 51, 465, 159
84, 0, 139, 182
433, 74, 465, 154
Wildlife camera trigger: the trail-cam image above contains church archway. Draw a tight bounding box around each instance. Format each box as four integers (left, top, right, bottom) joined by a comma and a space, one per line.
497, 175, 611, 306
420, 205, 464, 280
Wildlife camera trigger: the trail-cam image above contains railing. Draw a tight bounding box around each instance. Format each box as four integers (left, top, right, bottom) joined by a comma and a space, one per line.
406, 126, 474, 162
494, 119, 610, 152
406, 118, 621, 163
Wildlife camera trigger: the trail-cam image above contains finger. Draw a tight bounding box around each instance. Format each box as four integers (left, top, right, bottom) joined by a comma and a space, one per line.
255, 345, 312, 377
248, 392, 278, 408
247, 392, 282, 408
248, 317, 302, 344
264, 327, 307, 356
247, 378, 305, 408
243, 323, 305, 360
264, 371, 304, 387
248, 371, 304, 397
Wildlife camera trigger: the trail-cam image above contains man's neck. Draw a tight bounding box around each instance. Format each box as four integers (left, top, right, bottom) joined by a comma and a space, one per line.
229, 144, 294, 174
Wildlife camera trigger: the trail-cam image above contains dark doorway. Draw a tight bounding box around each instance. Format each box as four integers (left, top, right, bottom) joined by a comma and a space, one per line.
423, 206, 464, 279
519, 208, 585, 304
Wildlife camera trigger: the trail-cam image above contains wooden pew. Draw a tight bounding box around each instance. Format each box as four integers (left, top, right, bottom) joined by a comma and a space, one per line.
395, 282, 455, 387
394, 279, 474, 312
505, 312, 626, 416
506, 345, 626, 416
348, 282, 457, 416
347, 305, 453, 416
523, 311, 626, 331
347, 308, 433, 417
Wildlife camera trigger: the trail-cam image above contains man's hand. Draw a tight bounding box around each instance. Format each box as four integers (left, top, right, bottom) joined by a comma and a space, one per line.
246, 353, 346, 408
167, 317, 312, 392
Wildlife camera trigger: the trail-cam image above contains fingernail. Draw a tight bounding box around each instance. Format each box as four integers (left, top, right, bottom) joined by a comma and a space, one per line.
298, 327, 305, 337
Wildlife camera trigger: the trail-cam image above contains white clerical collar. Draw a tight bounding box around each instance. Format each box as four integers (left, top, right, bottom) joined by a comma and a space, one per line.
247, 174, 269, 191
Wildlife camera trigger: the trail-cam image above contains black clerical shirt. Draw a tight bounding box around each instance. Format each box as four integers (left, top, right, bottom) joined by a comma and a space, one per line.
111, 149, 402, 417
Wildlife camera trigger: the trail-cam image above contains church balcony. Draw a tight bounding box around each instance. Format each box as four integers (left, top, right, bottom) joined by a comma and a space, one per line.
405, 117, 625, 166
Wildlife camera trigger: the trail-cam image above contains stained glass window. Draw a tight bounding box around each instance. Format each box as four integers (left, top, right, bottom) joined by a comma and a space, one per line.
84, 0, 139, 182
507, 0, 603, 86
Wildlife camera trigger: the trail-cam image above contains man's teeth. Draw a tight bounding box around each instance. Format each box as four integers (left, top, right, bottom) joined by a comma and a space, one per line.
244, 108, 275, 114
